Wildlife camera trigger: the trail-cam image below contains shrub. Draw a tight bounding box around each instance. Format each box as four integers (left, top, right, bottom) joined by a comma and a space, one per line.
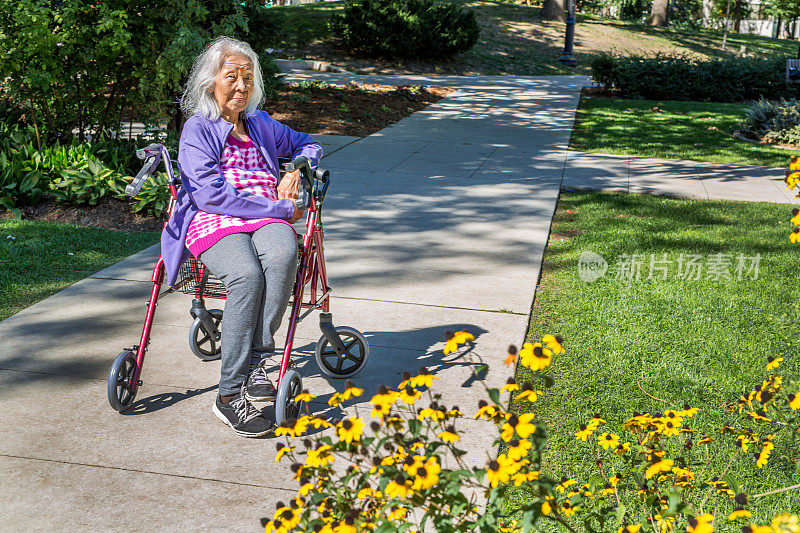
329, 0, 480, 59
739, 98, 800, 145
590, 53, 795, 102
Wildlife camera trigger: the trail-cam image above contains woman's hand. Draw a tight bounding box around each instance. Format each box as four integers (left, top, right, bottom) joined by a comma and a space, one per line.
289, 204, 305, 224
278, 169, 302, 200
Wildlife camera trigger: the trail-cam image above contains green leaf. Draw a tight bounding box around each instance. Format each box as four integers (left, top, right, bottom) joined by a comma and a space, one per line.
487, 387, 500, 405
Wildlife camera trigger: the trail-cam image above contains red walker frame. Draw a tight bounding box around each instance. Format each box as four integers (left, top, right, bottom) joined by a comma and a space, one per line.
107, 144, 369, 422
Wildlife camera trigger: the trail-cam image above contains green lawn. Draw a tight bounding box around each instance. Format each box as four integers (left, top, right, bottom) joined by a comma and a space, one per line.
273, 0, 800, 76
512, 191, 800, 521
570, 95, 799, 167
0, 219, 159, 321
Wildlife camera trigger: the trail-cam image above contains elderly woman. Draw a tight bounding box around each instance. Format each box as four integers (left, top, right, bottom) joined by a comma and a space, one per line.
160, 37, 322, 437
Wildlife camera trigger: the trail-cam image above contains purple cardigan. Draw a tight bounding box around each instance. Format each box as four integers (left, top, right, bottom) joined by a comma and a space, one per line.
161, 111, 323, 285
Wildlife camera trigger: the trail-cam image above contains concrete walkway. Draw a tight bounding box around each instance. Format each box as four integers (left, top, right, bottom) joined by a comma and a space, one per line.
1, 72, 794, 531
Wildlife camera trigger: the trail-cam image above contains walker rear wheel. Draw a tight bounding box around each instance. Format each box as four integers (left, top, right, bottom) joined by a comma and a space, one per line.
314, 327, 369, 378
275, 369, 304, 426
107, 349, 138, 412
188, 309, 223, 361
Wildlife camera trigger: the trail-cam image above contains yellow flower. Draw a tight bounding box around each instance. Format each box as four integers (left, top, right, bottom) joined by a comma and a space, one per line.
542, 334, 564, 354
791, 227, 800, 244
370, 387, 399, 419
357, 487, 374, 499
501, 379, 520, 393
511, 470, 540, 486
561, 500, 577, 517
757, 439, 774, 468
771, 513, 800, 532
304, 415, 333, 429
398, 386, 421, 405
409, 368, 439, 388
614, 442, 631, 456
276, 417, 310, 438
387, 507, 408, 521
766, 356, 784, 371
792, 208, 800, 226
298, 482, 314, 496
619, 526, 642, 533
487, 454, 519, 487
518, 342, 552, 371
443, 330, 474, 354
409, 456, 441, 490
336, 417, 365, 444
598, 432, 620, 450
417, 407, 446, 421
267, 507, 302, 532
748, 525, 775, 533
504, 345, 518, 366
789, 393, 800, 410
646, 458, 674, 479
438, 426, 460, 443
294, 390, 316, 403
698, 437, 715, 445
305, 445, 335, 468
333, 521, 357, 533
507, 438, 532, 461
786, 170, 800, 190
609, 473, 623, 486
501, 413, 536, 442
791, 155, 800, 171
655, 514, 676, 533
541, 499, 552, 515
275, 445, 295, 462
575, 424, 595, 441
729, 508, 752, 520
475, 401, 502, 420
385, 477, 413, 498
556, 478, 578, 493
515, 387, 542, 403
687, 514, 714, 533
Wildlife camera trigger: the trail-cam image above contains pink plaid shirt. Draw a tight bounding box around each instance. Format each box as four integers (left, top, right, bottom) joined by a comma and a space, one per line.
185, 134, 291, 257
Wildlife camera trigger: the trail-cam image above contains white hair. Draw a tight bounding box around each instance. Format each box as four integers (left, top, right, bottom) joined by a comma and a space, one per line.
181, 36, 264, 120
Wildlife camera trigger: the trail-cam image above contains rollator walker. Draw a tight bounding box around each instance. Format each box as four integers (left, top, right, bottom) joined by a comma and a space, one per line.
107, 144, 369, 425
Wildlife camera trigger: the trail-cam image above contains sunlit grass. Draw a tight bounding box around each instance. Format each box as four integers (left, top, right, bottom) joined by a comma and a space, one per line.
570, 95, 798, 167
510, 191, 800, 521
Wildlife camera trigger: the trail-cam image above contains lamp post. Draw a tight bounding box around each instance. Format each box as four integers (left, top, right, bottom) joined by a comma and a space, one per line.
558, 0, 577, 67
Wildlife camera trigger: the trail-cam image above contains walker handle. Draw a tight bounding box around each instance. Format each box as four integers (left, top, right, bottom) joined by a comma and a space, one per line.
284, 156, 313, 209
126, 147, 162, 197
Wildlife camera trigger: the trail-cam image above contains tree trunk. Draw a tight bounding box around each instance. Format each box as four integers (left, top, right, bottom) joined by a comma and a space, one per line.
733, 0, 742, 32
648, 0, 669, 26
541, 0, 566, 22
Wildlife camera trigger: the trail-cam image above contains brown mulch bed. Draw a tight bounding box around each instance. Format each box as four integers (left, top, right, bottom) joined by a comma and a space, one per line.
5, 83, 454, 231
265, 82, 455, 136
5, 197, 164, 232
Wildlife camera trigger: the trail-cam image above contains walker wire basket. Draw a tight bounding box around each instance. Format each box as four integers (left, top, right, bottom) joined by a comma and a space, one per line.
176, 258, 227, 299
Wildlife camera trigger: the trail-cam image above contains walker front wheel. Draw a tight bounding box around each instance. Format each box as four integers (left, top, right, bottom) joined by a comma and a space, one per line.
314, 327, 370, 378
107, 349, 138, 412
188, 309, 223, 361
275, 369, 304, 426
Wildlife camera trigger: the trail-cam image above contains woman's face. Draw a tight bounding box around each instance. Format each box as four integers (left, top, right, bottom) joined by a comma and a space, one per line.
213, 54, 254, 122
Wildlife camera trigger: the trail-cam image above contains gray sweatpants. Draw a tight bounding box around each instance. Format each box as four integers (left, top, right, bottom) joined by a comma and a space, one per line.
199, 223, 298, 396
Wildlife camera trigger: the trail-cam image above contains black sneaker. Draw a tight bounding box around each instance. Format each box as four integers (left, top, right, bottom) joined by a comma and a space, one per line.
245, 362, 278, 402
212, 386, 273, 437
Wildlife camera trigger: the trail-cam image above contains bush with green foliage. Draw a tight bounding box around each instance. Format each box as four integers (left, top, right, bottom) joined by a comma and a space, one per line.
590, 53, 795, 102
738, 98, 800, 146
329, 0, 480, 59
0, 0, 284, 142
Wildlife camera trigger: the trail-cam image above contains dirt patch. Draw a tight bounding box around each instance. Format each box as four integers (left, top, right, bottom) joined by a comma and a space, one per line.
6, 83, 454, 232
266, 83, 455, 137
4, 197, 164, 232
